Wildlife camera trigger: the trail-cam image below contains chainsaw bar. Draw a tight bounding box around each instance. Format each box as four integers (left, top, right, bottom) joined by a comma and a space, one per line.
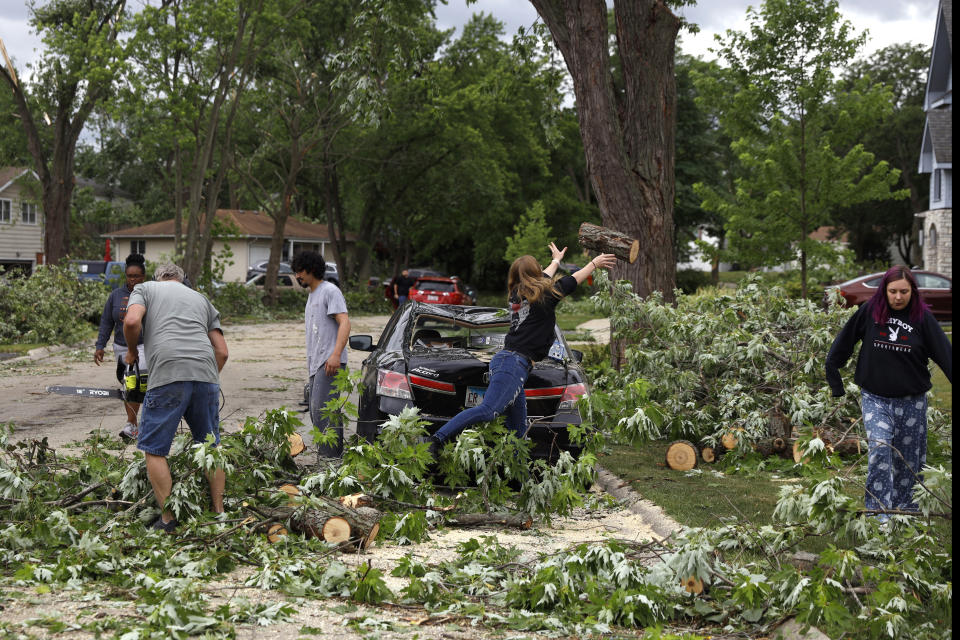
46, 385, 124, 400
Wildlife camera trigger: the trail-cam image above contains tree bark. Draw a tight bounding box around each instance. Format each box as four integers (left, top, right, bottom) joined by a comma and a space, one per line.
529, 0, 679, 301
446, 512, 534, 530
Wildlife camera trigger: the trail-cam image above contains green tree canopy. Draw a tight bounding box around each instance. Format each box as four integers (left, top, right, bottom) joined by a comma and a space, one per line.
694, 0, 906, 296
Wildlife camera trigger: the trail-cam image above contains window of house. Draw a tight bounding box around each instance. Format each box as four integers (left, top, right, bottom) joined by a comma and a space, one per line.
21, 202, 37, 224
0, 199, 10, 223
929, 225, 937, 248
131, 240, 146, 255
933, 169, 942, 201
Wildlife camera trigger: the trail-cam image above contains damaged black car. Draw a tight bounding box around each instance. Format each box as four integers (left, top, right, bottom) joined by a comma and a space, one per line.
348, 302, 589, 463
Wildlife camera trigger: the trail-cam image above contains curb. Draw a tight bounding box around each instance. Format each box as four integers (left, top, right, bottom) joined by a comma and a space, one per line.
594, 465, 682, 540
4, 341, 86, 365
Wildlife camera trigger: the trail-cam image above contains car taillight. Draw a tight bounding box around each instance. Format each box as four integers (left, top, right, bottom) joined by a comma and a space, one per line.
377, 369, 412, 400
557, 382, 588, 410
409, 374, 456, 394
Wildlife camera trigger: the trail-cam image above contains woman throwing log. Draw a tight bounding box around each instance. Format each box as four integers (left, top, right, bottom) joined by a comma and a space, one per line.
428, 242, 616, 457
825, 266, 952, 522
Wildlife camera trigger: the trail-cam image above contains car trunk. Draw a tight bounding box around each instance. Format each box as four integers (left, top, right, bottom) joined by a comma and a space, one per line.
406, 353, 570, 419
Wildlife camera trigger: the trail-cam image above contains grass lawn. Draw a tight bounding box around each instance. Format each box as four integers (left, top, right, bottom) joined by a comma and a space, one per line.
0, 342, 46, 356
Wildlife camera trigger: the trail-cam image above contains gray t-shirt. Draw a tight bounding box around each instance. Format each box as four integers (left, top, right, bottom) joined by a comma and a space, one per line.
305, 281, 349, 376
128, 281, 222, 388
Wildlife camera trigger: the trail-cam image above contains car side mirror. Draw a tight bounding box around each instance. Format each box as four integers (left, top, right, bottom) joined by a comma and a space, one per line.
570, 349, 583, 363
349, 335, 374, 351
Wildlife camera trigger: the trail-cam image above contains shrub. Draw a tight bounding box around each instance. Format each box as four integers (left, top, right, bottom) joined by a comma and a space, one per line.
341, 288, 393, 314
0, 265, 108, 344
585, 271, 863, 449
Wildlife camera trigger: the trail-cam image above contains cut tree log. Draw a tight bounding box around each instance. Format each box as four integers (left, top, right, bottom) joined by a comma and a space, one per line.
830, 437, 866, 457
700, 445, 720, 464
278, 484, 300, 504
251, 495, 382, 549
578, 222, 640, 263
338, 493, 375, 509
288, 433, 305, 457
681, 575, 705, 594
665, 440, 699, 471
447, 511, 534, 529
753, 437, 788, 458
265, 523, 288, 543
720, 429, 741, 451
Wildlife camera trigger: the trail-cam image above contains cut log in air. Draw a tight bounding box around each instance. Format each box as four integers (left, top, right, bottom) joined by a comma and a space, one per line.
665, 440, 699, 471
577, 222, 640, 263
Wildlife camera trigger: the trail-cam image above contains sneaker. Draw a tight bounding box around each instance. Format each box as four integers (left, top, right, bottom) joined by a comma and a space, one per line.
428, 436, 444, 460
149, 516, 178, 533
119, 423, 139, 443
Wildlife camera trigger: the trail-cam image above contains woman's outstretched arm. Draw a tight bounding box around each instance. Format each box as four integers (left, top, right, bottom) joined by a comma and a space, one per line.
572, 253, 616, 285
543, 242, 567, 278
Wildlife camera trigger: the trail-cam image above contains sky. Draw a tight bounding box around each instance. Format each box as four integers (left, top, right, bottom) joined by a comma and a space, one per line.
432, 0, 939, 60
0, 0, 940, 77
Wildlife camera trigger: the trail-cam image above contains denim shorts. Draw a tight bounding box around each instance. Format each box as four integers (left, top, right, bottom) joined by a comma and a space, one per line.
138, 381, 221, 456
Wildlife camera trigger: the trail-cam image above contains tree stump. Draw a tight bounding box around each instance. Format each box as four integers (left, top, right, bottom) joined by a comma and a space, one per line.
578, 222, 640, 263
665, 440, 699, 471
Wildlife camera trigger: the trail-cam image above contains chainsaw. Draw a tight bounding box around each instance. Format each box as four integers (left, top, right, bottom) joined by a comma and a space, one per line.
46, 361, 148, 403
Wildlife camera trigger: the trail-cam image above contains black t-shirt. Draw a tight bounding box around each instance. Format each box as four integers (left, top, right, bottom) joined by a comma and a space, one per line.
503, 274, 577, 362
825, 303, 953, 397
395, 276, 416, 297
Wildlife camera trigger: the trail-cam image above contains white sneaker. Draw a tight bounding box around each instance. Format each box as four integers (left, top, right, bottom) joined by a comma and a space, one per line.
119, 422, 139, 443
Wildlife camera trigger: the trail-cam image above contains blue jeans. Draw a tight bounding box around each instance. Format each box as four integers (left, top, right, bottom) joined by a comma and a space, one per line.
138, 381, 220, 456
397, 296, 408, 306
432, 350, 532, 443
861, 389, 928, 519
309, 364, 347, 457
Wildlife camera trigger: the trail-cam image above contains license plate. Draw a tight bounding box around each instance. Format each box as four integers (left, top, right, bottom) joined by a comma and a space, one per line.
465, 386, 486, 407
427, 295, 439, 301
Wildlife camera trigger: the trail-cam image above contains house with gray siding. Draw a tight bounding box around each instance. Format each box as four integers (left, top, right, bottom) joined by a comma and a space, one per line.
917, 0, 952, 277
0, 167, 43, 274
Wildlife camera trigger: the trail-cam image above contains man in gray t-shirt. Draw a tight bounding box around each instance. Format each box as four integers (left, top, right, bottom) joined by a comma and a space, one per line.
291, 250, 350, 458
124, 263, 229, 533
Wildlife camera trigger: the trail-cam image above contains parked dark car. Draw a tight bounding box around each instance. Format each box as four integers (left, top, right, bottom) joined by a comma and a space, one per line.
68, 260, 126, 288
408, 276, 474, 306
348, 302, 589, 463
824, 269, 952, 321
247, 260, 339, 287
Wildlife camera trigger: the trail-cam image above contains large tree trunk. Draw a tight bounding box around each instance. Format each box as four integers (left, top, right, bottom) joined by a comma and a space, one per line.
529, 0, 679, 301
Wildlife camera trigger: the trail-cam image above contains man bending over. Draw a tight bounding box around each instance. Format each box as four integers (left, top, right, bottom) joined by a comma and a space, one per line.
123, 263, 229, 532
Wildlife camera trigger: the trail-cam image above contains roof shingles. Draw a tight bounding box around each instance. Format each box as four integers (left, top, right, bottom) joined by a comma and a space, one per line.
109, 209, 354, 241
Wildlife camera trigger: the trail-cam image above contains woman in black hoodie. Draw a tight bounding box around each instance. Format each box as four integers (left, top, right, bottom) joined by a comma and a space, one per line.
825, 266, 952, 522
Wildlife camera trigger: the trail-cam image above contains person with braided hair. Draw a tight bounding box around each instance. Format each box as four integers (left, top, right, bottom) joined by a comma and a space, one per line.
94, 253, 148, 443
